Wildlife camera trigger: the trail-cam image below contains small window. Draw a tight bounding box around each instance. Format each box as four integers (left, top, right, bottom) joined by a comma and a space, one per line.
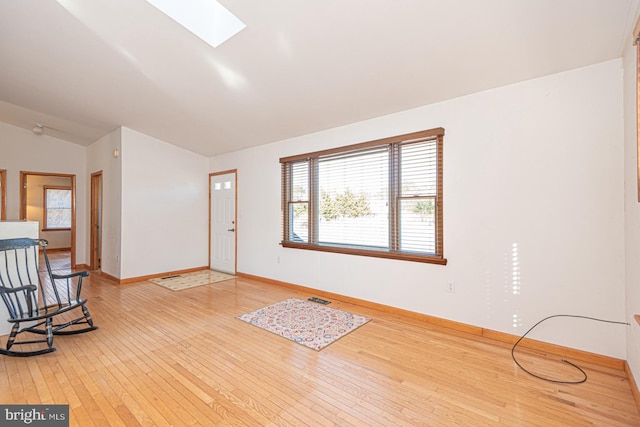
43, 186, 72, 230
280, 128, 446, 265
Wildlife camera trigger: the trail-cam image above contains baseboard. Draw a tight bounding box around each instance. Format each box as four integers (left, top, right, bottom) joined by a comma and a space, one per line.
45, 247, 71, 252
75, 264, 90, 270
482, 329, 623, 370
99, 271, 120, 283
626, 362, 640, 411
119, 266, 209, 285
236, 271, 625, 371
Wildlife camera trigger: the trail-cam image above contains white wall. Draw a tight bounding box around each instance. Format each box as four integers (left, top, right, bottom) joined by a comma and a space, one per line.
0, 122, 87, 263
623, 25, 640, 381
211, 60, 627, 358
87, 128, 122, 278
120, 127, 209, 279
0, 221, 39, 336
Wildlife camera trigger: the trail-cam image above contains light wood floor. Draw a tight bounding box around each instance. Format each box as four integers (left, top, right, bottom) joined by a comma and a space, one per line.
1, 270, 639, 426
39, 249, 72, 272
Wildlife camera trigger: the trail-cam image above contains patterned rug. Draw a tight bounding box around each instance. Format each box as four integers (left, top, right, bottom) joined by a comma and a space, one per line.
149, 270, 235, 291
237, 298, 371, 351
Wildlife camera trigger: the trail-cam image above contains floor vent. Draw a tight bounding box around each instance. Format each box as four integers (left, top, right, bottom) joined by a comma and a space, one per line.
308, 297, 331, 305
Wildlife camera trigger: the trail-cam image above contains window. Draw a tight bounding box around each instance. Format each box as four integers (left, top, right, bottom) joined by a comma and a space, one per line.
43, 186, 72, 230
144, 0, 245, 48
280, 128, 446, 264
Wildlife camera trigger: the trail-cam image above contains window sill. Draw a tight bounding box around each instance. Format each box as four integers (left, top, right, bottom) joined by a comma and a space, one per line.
281, 241, 447, 265
42, 228, 71, 232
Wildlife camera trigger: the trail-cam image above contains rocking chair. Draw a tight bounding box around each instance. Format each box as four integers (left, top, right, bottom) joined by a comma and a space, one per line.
0, 238, 97, 356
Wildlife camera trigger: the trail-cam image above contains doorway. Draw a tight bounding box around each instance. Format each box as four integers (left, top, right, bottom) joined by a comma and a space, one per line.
20, 171, 76, 268
209, 170, 237, 274
90, 171, 103, 271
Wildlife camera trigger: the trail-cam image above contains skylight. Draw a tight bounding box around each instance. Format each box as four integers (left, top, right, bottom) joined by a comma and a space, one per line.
145, 0, 245, 48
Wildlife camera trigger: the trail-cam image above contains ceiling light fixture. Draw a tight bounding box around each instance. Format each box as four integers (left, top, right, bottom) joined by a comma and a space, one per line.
32, 124, 45, 135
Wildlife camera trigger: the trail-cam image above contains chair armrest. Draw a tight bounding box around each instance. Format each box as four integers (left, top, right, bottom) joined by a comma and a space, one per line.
51, 271, 89, 280
50, 271, 89, 300
0, 284, 37, 294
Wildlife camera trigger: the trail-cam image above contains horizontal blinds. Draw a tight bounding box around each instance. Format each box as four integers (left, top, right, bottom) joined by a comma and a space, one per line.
398, 139, 438, 254
317, 146, 389, 248
280, 127, 444, 164
286, 161, 309, 243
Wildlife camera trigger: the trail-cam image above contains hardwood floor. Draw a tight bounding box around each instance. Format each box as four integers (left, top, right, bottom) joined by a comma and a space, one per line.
39, 249, 72, 273
1, 271, 639, 426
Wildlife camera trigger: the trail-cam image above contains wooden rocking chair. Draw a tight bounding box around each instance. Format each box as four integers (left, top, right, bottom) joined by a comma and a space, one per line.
0, 238, 97, 356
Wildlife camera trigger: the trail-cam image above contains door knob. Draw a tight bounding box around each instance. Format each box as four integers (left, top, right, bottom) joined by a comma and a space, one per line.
227, 228, 235, 232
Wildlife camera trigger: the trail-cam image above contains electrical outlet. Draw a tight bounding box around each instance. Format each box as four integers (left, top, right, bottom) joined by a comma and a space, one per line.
447, 282, 455, 293
277, 256, 280, 264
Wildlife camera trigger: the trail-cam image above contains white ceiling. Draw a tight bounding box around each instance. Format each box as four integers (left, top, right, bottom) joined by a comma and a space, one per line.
0, 0, 638, 157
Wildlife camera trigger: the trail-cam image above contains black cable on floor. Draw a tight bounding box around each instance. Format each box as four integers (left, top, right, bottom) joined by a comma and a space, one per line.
511, 314, 629, 384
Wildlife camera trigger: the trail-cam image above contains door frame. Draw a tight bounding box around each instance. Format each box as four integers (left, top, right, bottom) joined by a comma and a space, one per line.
20, 171, 77, 267
209, 169, 238, 273
90, 171, 103, 271
0, 169, 6, 220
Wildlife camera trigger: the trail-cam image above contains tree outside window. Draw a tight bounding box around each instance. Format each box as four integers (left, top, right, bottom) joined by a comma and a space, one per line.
44, 186, 72, 230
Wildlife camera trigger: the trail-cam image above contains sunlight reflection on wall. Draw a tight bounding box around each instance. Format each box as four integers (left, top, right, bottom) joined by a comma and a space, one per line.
511, 242, 522, 330
512, 243, 520, 295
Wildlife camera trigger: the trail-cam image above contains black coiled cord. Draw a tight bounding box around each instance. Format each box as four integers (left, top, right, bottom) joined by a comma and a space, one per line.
511, 314, 629, 384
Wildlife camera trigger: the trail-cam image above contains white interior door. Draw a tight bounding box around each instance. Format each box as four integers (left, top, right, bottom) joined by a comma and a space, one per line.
210, 172, 236, 274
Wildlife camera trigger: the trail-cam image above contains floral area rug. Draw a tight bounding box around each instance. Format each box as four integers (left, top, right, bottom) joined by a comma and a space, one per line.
237, 298, 371, 351
149, 270, 235, 291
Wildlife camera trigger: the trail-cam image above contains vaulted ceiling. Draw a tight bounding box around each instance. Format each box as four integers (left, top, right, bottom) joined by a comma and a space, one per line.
0, 0, 637, 157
